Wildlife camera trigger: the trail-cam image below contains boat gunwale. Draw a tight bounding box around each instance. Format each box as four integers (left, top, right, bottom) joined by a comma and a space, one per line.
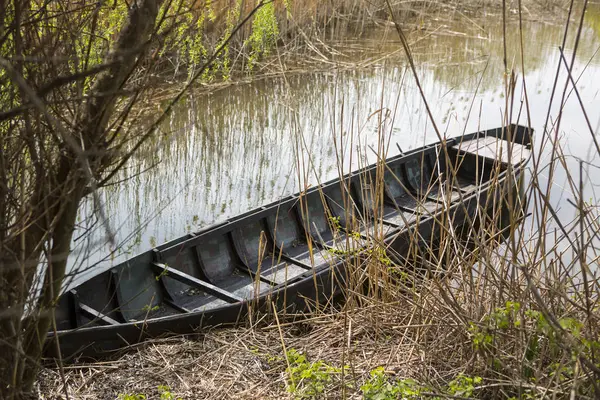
141, 125, 529, 258
47, 125, 533, 346
157, 126, 530, 258
49, 165, 527, 339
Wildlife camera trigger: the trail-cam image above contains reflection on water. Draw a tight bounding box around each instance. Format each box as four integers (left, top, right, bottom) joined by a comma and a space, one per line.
69, 9, 600, 284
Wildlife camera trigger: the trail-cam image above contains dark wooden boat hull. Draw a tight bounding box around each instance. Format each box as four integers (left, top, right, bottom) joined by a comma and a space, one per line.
45, 125, 533, 360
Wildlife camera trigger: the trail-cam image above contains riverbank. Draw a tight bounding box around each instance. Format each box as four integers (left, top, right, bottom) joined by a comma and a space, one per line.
147, 0, 571, 84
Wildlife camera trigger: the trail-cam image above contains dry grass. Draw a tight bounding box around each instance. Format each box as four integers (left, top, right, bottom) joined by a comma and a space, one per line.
35, 291, 491, 399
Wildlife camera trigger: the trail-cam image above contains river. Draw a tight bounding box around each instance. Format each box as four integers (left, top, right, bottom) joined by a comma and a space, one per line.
66, 7, 600, 287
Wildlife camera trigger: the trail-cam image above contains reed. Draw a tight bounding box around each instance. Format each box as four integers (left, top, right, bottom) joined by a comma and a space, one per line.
146, 0, 570, 81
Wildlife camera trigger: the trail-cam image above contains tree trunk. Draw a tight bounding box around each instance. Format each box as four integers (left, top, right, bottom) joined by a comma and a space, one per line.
0, 0, 162, 397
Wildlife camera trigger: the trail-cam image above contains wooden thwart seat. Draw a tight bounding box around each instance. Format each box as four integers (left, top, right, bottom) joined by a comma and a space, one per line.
78, 303, 120, 326
69, 289, 120, 326
153, 262, 243, 303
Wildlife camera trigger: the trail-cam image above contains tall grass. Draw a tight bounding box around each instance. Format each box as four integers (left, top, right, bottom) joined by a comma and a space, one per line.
282, 1, 599, 398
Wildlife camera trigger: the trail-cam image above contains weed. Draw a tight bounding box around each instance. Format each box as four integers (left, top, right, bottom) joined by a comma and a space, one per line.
366, 247, 392, 267
117, 386, 180, 400
361, 368, 484, 399
447, 374, 482, 398
286, 348, 346, 399
118, 394, 146, 400
360, 367, 433, 399
142, 304, 160, 313
467, 300, 600, 395
155, 265, 170, 281
468, 301, 522, 351
361, 367, 403, 400
328, 216, 342, 231
158, 385, 182, 400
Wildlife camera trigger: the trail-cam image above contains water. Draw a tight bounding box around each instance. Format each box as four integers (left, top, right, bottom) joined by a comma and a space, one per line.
67, 8, 600, 287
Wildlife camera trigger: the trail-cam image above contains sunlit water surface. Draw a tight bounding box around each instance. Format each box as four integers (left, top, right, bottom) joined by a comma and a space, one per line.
67, 9, 600, 287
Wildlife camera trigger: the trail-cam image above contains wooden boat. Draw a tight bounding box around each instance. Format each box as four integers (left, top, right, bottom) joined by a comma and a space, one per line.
46, 124, 533, 360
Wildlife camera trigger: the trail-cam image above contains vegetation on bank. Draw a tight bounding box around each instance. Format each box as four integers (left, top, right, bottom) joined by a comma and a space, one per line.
7, 0, 565, 87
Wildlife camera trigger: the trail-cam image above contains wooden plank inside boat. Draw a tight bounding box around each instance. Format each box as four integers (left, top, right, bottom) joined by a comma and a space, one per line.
452, 135, 531, 165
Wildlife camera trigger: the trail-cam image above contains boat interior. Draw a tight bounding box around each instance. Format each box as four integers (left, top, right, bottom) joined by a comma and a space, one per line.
52, 126, 531, 333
